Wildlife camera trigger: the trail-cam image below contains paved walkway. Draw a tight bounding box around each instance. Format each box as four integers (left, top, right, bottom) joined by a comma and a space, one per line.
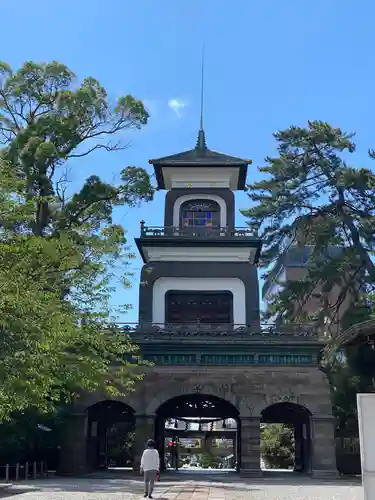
0, 475, 363, 500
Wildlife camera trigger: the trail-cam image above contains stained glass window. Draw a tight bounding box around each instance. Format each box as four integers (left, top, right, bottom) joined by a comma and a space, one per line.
181, 201, 218, 229
183, 210, 213, 227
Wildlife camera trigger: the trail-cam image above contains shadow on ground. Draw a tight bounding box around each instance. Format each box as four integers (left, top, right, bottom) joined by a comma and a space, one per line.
0, 471, 362, 498
86, 469, 362, 487
0, 478, 261, 496
0, 488, 41, 498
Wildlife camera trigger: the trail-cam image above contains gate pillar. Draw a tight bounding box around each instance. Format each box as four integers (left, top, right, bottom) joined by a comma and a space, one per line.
311, 416, 338, 477
133, 414, 156, 471
58, 412, 88, 475
240, 416, 262, 476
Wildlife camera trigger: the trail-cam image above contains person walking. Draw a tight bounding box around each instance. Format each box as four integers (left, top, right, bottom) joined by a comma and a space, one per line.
140, 439, 160, 499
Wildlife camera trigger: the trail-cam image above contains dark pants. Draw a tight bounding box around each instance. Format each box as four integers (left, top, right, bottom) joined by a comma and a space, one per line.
144, 469, 157, 496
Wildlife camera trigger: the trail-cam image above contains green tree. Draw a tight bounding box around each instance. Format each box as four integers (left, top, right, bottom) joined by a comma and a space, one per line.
0, 406, 66, 465
242, 121, 375, 330
200, 452, 214, 468
0, 61, 155, 419
260, 424, 294, 469
243, 121, 375, 435
330, 364, 361, 436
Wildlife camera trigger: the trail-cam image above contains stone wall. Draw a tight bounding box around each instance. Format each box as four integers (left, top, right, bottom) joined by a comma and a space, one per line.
130, 365, 333, 417
63, 364, 337, 477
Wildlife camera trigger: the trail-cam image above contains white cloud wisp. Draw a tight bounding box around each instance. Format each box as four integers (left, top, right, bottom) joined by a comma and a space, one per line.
168, 98, 188, 118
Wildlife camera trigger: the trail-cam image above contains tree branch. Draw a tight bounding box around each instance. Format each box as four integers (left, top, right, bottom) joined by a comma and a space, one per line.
0, 90, 21, 131
67, 141, 129, 159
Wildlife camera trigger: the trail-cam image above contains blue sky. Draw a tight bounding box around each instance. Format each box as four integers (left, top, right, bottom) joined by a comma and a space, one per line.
2, 0, 375, 322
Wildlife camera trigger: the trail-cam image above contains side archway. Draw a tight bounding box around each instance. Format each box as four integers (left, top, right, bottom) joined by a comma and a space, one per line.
86, 400, 136, 470
261, 402, 312, 473
75, 391, 141, 414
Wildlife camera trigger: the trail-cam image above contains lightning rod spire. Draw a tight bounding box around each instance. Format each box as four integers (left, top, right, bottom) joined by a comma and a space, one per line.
200, 45, 205, 131
196, 45, 207, 151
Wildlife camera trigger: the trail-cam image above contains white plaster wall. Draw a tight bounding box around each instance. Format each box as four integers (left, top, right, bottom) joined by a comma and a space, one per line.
144, 246, 255, 262
162, 167, 239, 190
173, 194, 227, 228
152, 277, 246, 325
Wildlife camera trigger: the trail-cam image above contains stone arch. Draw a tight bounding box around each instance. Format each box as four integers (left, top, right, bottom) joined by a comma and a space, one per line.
145, 382, 239, 415
245, 369, 333, 418
260, 401, 313, 473
251, 393, 317, 417
75, 392, 142, 414
87, 399, 136, 420
173, 194, 227, 228
156, 393, 239, 419
261, 401, 312, 421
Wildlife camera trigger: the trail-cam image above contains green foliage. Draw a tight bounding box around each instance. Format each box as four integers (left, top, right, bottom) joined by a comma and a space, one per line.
329, 364, 361, 435
107, 427, 135, 466
0, 407, 66, 464
345, 342, 375, 382
0, 163, 146, 419
243, 120, 375, 434
260, 424, 294, 469
0, 60, 153, 237
199, 452, 222, 469
0, 61, 155, 420
243, 121, 375, 330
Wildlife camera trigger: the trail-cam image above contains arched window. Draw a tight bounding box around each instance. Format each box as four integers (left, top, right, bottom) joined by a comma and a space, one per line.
180, 200, 220, 234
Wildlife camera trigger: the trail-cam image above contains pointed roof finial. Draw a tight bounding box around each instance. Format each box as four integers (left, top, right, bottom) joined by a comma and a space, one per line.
196, 45, 207, 151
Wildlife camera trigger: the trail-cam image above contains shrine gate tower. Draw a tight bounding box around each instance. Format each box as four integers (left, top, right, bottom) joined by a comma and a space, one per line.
60, 126, 338, 478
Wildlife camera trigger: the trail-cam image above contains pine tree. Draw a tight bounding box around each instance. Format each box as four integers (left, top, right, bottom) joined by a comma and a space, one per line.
242, 121, 375, 330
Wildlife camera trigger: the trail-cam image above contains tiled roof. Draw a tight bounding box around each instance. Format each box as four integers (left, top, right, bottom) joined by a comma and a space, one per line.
149, 130, 251, 166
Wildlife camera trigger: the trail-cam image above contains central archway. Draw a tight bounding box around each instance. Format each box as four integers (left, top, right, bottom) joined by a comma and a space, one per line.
261, 402, 312, 473
155, 394, 240, 473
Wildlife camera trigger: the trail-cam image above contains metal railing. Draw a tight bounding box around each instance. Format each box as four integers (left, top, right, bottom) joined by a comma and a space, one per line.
115, 322, 319, 338
0, 461, 48, 481
139, 222, 257, 239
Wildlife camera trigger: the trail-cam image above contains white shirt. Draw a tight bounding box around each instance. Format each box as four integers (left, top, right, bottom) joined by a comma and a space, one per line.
141, 448, 160, 471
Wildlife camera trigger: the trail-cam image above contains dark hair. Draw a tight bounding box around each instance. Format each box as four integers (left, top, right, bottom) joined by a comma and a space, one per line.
147, 439, 155, 448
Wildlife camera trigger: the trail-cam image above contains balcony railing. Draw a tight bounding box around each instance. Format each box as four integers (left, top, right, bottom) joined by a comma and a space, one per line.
115, 322, 319, 339
139, 222, 257, 238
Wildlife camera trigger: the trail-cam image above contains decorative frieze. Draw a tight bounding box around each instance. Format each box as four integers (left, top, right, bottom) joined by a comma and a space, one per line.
201, 354, 255, 364
258, 354, 313, 364
146, 353, 314, 366
264, 391, 306, 407
147, 354, 196, 365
